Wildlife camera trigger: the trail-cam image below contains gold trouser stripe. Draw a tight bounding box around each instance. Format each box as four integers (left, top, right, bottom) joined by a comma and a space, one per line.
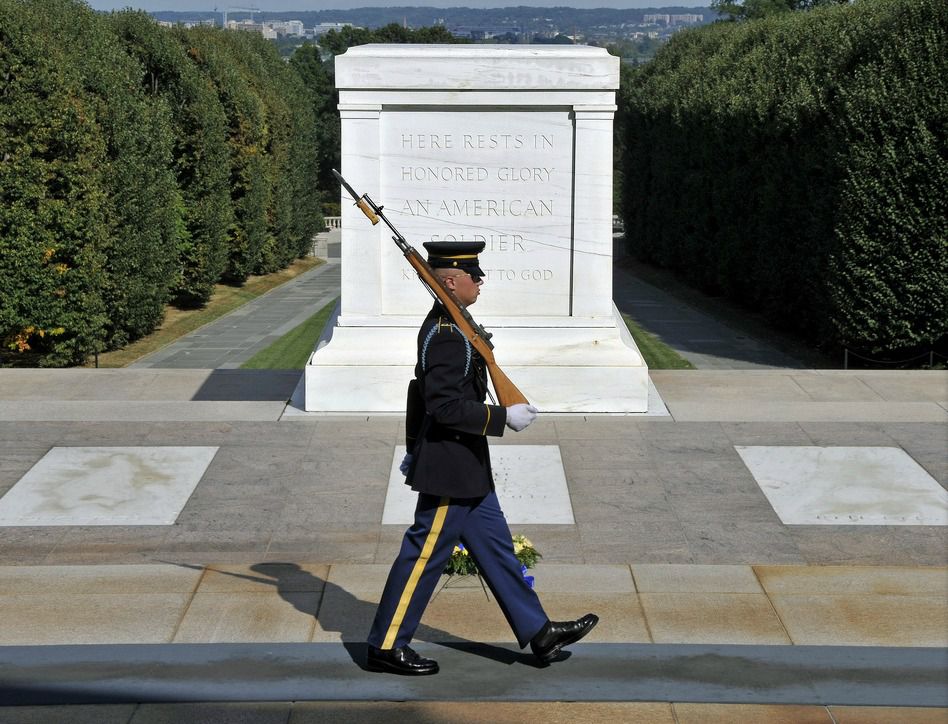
381, 497, 451, 649
481, 405, 491, 436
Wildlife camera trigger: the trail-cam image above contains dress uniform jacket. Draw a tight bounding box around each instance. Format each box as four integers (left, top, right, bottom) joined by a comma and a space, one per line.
407, 303, 507, 499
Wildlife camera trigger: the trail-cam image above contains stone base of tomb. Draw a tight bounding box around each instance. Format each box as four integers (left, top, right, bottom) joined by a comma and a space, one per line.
304, 303, 648, 413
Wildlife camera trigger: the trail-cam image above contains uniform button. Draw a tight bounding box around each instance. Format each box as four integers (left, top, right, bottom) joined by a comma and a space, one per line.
454, 435, 460, 440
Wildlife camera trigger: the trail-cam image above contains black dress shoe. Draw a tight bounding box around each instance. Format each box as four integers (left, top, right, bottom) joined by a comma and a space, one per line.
530, 613, 599, 664
366, 644, 439, 675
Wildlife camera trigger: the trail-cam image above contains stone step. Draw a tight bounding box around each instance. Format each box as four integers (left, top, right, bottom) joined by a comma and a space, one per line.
2, 641, 946, 708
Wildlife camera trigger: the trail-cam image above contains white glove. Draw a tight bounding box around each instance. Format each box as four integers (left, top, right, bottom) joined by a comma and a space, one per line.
399, 453, 413, 476
505, 403, 538, 432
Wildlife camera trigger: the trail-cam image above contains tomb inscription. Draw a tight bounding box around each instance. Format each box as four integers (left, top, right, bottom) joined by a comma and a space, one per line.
380, 111, 574, 316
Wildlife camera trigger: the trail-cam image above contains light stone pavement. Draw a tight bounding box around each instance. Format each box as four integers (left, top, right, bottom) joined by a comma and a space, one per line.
131, 259, 340, 370
0, 368, 945, 719
612, 262, 808, 369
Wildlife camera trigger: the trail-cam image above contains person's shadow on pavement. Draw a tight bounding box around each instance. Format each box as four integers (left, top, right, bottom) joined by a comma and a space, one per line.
169, 561, 539, 670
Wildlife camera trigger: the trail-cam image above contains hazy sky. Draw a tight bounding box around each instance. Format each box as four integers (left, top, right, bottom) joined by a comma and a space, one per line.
88, 1, 706, 11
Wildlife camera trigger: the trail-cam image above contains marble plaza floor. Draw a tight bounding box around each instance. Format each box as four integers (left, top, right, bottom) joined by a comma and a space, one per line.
0, 368, 945, 721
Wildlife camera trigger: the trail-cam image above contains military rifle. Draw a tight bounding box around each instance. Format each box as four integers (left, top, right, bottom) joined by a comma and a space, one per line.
333, 168, 529, 407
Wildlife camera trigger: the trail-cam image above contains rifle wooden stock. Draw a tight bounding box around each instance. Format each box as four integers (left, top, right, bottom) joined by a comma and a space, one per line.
404, 250, 529, 407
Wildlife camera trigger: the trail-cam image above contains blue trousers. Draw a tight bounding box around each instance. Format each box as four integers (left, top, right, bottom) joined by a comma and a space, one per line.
367, 491, 548, 650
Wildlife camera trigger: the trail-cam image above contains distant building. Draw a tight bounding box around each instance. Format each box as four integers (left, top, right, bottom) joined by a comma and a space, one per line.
671, 14, 704, 24
311, 22, 353, 36
270, 20, 304, 37
155, 18, 214, 29
226, 20, 276, 39
644, 13, 670, 24
644, 13, 703, 26
449, 26, 519, 40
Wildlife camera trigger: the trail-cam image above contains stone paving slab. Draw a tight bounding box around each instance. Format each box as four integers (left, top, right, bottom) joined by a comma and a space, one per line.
770, 594, 948, 647
632, 564, 763, 593
829, 706, 948, 723
639, 592, 792, 645
530, 563, 635, 593
0, 594, 190, 645
664, 400, 948, 422
0, 401, 289, 422
0, 705, 140, 724
0, 369, 300, 402
196, 563, 328, 593
0, 564, 201, 595
754, 565, 948, 596
3, 702, 947, 724
172, 591, 319, 644
672, 703, 834, 723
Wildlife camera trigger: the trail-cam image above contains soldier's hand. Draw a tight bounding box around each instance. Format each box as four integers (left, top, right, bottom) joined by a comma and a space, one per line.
399, 453, 413, 476
505, 403, 538, 432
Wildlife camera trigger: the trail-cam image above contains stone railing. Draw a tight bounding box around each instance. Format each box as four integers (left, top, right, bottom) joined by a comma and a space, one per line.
324, 216, 341, 230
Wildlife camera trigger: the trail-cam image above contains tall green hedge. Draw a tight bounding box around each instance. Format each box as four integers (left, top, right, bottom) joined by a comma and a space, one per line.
0, 1, 324, 366
0, 0, 110, 365
618, 0, 947, 355
216, 30, 321, 274
109, 11, 232, 308
290, 46, 340, 203
0, 0, 178, 361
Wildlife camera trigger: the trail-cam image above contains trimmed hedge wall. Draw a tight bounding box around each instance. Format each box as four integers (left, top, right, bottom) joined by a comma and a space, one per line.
0, 0, 323, 366
617, 0, 947, 355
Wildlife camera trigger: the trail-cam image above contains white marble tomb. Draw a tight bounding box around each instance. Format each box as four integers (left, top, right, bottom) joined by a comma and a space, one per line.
305, 45, 648, 412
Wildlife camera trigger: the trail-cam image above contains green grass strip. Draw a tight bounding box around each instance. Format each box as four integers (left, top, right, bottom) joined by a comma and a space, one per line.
242, 297, 339, 370
622, 313, 695, 370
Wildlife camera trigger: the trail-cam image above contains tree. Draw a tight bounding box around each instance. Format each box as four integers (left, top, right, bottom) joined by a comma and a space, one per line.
184, 28, 270, 283
292, 24, 468, 202
1, 0, 182, 362
712, 0, 849, 21
318, 23, 465, 58
290, 45, 340, 205
109, 11, 232, 307
619, 0, 946, 356
0, 0, 109, 365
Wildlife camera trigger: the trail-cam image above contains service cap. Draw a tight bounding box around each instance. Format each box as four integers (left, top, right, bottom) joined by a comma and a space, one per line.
423, 241, 485, 277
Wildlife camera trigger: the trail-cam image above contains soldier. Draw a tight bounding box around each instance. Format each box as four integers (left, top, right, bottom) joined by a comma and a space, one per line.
366, 240, 598, 675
